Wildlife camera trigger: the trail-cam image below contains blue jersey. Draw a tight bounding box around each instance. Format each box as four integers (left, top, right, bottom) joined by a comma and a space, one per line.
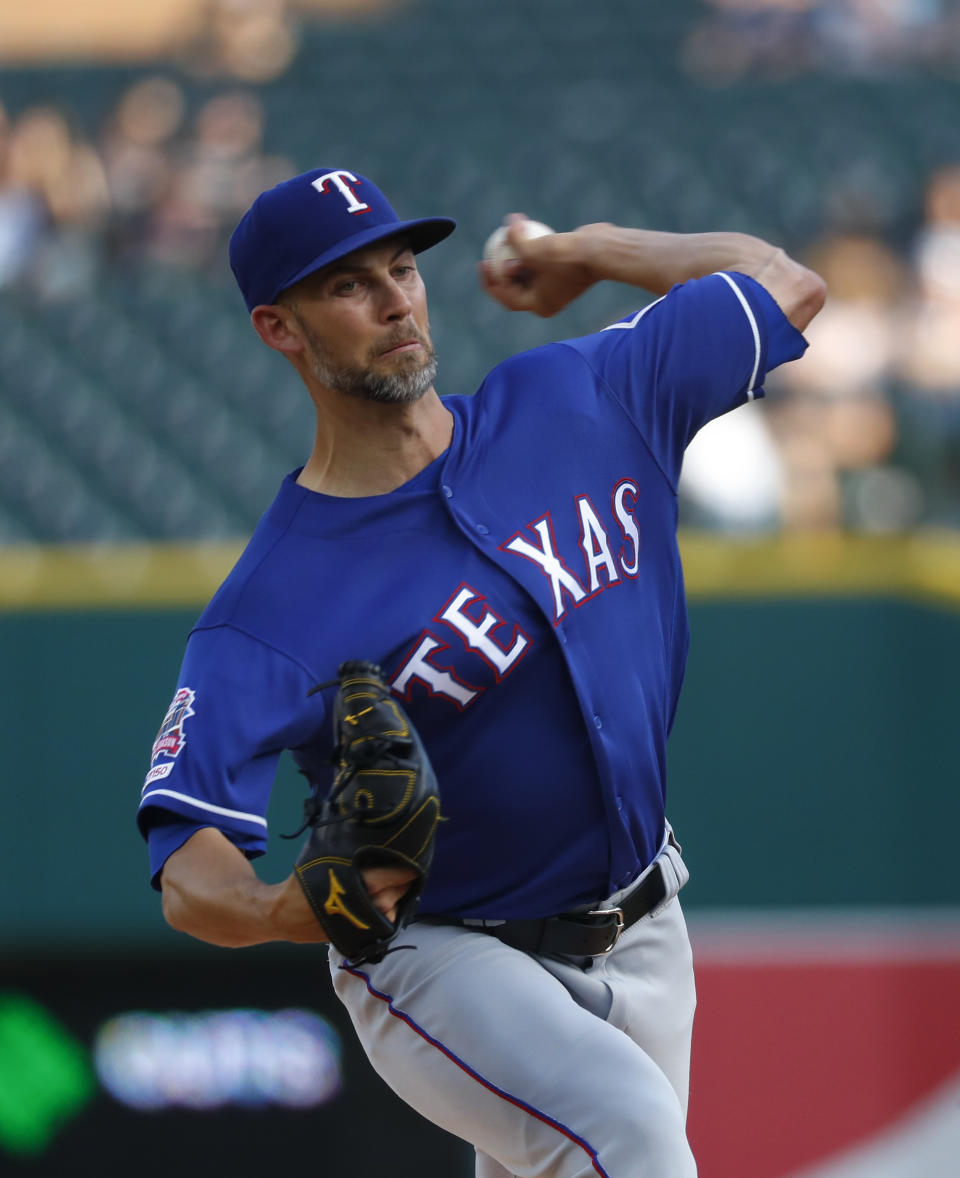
139, 272, 806, 918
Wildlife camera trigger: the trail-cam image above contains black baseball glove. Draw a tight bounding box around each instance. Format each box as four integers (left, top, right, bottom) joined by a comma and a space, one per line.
294, 660, 441, 966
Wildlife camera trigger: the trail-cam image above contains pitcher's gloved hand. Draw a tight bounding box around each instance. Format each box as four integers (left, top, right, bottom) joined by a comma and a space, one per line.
294, 661, 442, 966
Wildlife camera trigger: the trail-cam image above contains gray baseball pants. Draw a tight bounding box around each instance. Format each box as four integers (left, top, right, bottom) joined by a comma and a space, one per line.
330, 849, 697, 1178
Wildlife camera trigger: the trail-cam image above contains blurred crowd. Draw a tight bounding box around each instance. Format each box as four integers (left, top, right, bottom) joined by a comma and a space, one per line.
685, 0, 960, 81
1, 63, 959, 534
681, 166, 960, 533
0, 80, 291, 301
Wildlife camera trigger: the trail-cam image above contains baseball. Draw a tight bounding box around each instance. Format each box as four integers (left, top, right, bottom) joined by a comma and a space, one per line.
483, 220, 555, 273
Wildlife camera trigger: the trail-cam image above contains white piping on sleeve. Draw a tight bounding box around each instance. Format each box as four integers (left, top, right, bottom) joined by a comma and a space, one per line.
714, 271, 761, 400
600, 295, 666, 331
139, 788, 268, 828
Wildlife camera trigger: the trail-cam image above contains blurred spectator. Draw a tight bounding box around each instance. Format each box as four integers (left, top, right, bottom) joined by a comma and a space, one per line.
100, 76, 186, 263
899, 164, 960, 395
894, 165, 960, 527
0, 103, 46, 287
768, 233, 920, 530
679, 406, 786, 531
0, 104, 109, 299
146, 89, 291, 271
182, 0, 299, 83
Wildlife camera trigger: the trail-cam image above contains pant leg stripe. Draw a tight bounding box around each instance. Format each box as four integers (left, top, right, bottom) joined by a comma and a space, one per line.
341, 964, 611, 1178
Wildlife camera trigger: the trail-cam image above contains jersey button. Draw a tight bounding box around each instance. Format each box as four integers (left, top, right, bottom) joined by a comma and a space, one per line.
593, 714, 603, 730
475, 524, 489, 535
441, 484, 453, 498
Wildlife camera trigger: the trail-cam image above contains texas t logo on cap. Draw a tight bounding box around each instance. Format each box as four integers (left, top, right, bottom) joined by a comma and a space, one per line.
311, 170, 371, 215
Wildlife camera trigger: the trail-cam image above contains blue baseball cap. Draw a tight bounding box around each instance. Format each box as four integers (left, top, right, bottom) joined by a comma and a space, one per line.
229, 167, 456, 311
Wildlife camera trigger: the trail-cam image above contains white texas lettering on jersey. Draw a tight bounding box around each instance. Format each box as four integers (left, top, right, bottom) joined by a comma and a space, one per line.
390, 479, 643, 707
503, 479, 643, 622
392, 633, 479, 709
612, 479, 641, 576
502, 516, 587, 622
438, 584, 529, 677
310, 170, 370, 214
576, 497, 620, 594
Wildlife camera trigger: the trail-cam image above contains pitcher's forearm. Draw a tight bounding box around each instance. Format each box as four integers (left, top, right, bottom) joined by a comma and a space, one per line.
162, 873, 286, 947
159, 828, 326, 947
569, 223, 825, 330
575, 225, 781, 294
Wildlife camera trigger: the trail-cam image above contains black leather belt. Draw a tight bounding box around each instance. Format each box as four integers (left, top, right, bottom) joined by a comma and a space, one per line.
418, 862, 668, 958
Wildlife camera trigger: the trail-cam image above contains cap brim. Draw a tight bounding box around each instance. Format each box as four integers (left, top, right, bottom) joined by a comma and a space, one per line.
271, 216, 456, 305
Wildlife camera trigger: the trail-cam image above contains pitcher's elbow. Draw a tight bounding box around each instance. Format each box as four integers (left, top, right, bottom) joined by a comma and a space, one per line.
791, 266, 827, 331
160, 878, 209, 940
160, 885, 189, 934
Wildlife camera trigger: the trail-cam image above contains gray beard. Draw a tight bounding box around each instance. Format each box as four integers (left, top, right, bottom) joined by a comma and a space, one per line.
311, 349, 438, 405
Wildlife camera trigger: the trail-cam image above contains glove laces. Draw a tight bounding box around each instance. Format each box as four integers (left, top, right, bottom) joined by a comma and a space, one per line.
281, 733, 407, 839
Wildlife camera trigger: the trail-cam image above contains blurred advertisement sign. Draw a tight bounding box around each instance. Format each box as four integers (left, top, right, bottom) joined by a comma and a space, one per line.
93, 1008, 342, 1111
0, 995, 94, 1155
0, 950, 472, 1178
688, 911, 960, 1178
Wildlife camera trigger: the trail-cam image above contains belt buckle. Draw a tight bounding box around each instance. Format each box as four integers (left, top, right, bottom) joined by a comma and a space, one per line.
587, 906, 624, 955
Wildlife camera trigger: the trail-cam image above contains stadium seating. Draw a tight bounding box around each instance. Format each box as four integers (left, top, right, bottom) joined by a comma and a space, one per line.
1, 0, 958, 540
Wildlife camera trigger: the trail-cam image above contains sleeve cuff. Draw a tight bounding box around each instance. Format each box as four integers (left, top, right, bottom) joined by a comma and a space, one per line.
724, 271, 809, 376
138, 787, 269, 841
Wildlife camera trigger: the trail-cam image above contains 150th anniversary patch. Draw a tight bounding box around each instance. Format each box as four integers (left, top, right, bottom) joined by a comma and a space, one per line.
151, 687, 197, 765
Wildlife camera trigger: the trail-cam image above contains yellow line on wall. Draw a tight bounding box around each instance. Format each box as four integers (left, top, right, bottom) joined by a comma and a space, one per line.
0, 532, 958, 612
0, 542, 244, 610
678, 531, 960, 609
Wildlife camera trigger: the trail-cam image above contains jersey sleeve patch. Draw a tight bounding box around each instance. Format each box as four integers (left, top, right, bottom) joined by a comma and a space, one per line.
136, 626, 319, 850
150, 687, 196, 765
